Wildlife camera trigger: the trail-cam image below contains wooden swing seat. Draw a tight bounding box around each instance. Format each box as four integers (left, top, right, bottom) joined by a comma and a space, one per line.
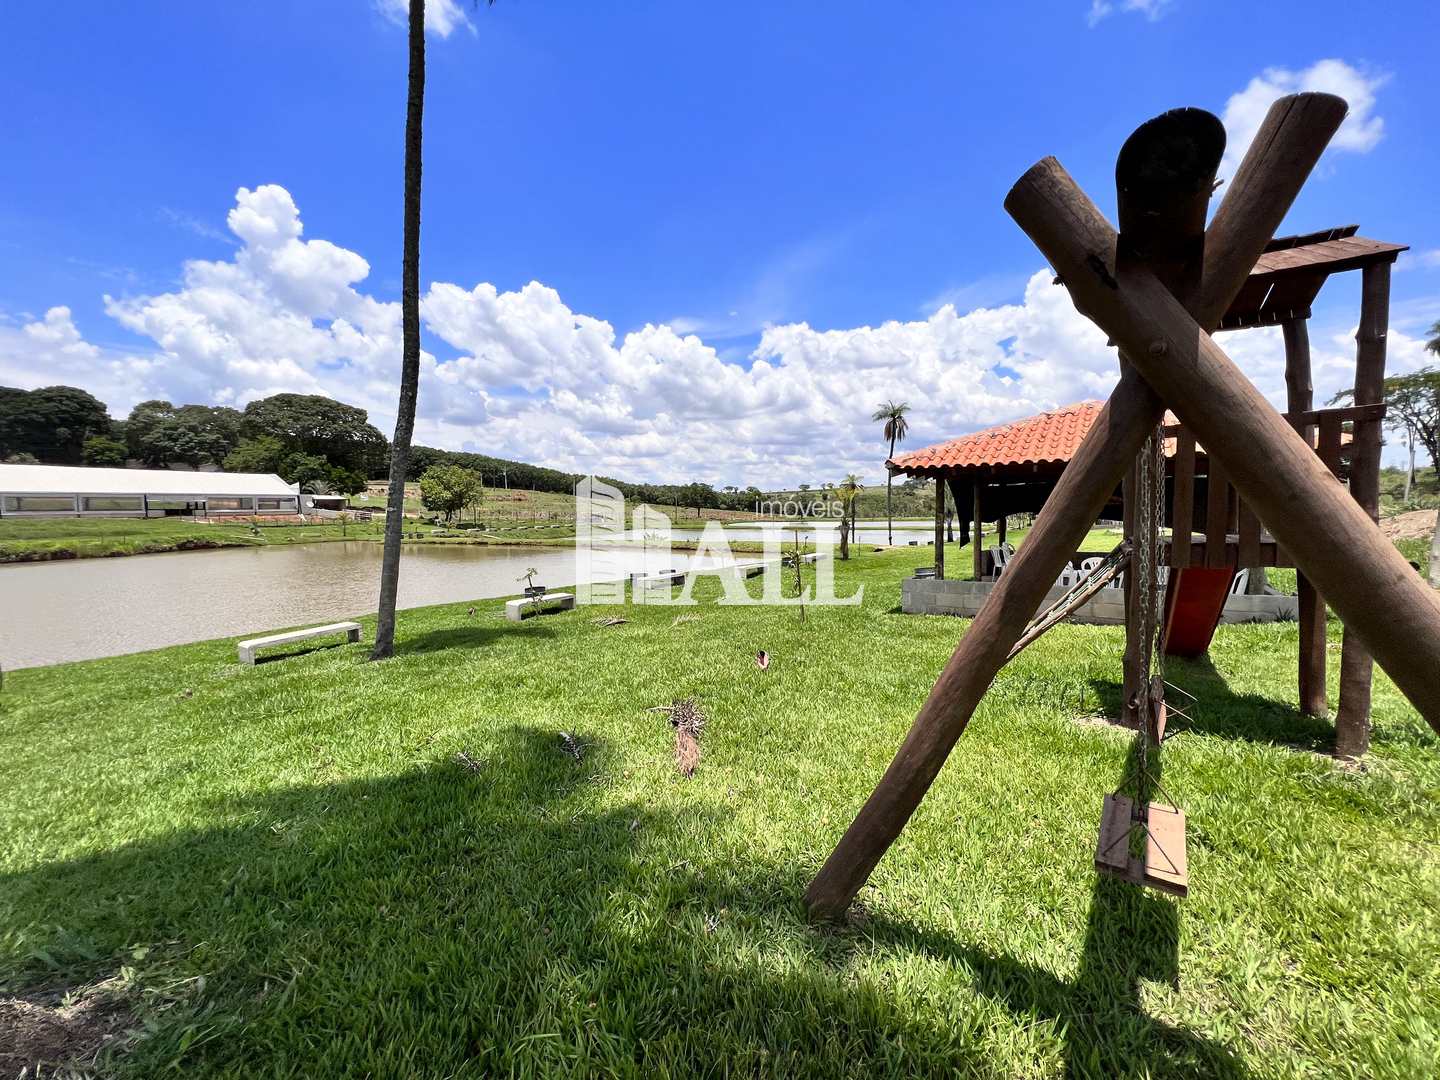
1095, 793, 1189, 897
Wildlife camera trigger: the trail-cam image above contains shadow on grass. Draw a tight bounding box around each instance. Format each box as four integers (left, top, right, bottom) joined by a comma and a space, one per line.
1088, 654, 1335, 753
845, 719, 1237, 1078
251, 639, 357, 665
398, 621, 556, 656
1, 725, 1243, 1077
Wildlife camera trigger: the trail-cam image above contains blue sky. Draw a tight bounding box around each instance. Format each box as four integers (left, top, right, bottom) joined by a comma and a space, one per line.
1, 0, 1437, 484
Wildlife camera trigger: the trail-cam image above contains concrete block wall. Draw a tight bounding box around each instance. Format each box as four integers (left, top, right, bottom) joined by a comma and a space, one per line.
902, 576, 1298, 625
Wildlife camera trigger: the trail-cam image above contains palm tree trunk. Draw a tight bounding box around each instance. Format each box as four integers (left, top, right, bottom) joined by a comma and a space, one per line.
371, 0, 426, 661
840, 501, 850, 561
886, 435, 896, 544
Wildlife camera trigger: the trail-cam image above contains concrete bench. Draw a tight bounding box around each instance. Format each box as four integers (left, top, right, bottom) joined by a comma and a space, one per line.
238, 621, 361, 664
726, 559, 773, 579
504, 591, 576, 622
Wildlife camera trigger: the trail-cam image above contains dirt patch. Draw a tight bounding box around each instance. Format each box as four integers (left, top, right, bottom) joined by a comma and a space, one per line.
1072, 712, 1131, 736
1380, 508, 1438, 542
0, 979, 136, 1076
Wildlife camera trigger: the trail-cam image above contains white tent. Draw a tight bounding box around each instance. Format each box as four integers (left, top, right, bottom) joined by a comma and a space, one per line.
0, 463, 299, 517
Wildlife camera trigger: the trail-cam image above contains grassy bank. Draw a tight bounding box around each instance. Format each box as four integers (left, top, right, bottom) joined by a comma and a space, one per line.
2, 545, 1437, 1077
0, 516, 399, 562
0, 515, 894, 562
0, 517, 587, 562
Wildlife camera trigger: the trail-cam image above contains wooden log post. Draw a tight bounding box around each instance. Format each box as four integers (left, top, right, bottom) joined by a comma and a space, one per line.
1171, 430, 1194, 569
933, 477, 946, 580
1334, 261, 1392, 757
1283, 316, 1328, 717
1006, 157, 1440, 727
972, 481, 984, 580
804, 96, 1345, 921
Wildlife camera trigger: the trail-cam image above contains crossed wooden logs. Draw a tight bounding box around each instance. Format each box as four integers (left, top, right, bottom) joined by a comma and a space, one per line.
805, 93, 1440, 921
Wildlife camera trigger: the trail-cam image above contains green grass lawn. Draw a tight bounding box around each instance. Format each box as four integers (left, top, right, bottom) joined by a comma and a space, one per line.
2, 544, 1437, 1077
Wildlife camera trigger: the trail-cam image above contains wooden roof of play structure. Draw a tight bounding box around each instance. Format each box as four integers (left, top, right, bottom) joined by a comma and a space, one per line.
888, 223, 1405, 482
1216, 226, 1406, 331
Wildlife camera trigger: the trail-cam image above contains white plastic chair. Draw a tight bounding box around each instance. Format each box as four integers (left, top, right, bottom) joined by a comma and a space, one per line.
988, 546, 1008, 579
1229, 568, 1249, 595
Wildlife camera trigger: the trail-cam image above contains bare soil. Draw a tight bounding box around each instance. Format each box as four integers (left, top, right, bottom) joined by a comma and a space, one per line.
0, 979, 135, 1077
1380, 508, 1438, 541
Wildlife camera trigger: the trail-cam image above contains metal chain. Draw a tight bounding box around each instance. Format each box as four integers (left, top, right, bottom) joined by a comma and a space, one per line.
1149, 426, 1167, 686
1130, 426, 1167, 809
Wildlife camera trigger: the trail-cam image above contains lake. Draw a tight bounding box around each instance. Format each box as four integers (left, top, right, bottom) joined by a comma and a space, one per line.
0, 541, 736, 669
0, 517, 953, 669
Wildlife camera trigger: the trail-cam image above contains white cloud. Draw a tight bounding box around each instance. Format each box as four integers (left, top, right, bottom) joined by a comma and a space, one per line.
1220, 59, 1387, 180
158, 207, 234, 246
11, 182, 1422, 484
0, 184, 1128, 486
1087, 0, 1174, 27
1401, 249, 1440, 271
99, 184, 408, 419
375, 0, 473, 38
1211, 317, 1435, 468
0, 307, 157, 407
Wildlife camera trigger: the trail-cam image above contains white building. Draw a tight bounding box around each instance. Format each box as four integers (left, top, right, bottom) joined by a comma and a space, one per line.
0, 463, 300, 518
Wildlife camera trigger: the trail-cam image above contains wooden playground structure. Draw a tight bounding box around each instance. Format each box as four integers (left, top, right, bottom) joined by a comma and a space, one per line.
806, 93, 1440, 920
897, 215, 1407, 747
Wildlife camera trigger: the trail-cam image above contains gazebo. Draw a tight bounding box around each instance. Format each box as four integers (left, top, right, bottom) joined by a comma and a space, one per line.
891, 399, 1119, 580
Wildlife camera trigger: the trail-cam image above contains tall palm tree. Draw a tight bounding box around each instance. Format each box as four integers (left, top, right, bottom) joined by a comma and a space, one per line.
372, 0, 492, 660
836, 473, 863, 561
871, 400, 910, 545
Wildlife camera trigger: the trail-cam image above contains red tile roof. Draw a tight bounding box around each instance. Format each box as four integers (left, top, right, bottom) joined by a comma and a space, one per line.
889, 397, 1343, 478
889, 401, 1105, 474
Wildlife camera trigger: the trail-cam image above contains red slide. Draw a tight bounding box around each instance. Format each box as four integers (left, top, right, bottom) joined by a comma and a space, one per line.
1161, 567, 1237, 658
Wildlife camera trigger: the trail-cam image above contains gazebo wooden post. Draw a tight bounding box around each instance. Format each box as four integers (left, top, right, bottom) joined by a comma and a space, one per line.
1283, 316, 1328, 717
1334, 260, 1392, 757
972, 480, 984, 580
805, 97, 1348, 921
933, 476, 946, 580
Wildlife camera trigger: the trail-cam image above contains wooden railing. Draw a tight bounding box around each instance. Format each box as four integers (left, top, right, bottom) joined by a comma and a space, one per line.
1161, 402, 1385, 570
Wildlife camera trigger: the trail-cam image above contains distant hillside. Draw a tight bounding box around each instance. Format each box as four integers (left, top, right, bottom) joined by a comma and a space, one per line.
404, 445, 764, 512
403, 447, 950, 518
758, 478, 936, 519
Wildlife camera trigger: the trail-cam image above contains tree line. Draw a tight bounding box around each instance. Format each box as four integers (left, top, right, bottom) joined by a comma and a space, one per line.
0, 386, 385, 495
0, 383, 772, 509
401, 444, 767, 511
